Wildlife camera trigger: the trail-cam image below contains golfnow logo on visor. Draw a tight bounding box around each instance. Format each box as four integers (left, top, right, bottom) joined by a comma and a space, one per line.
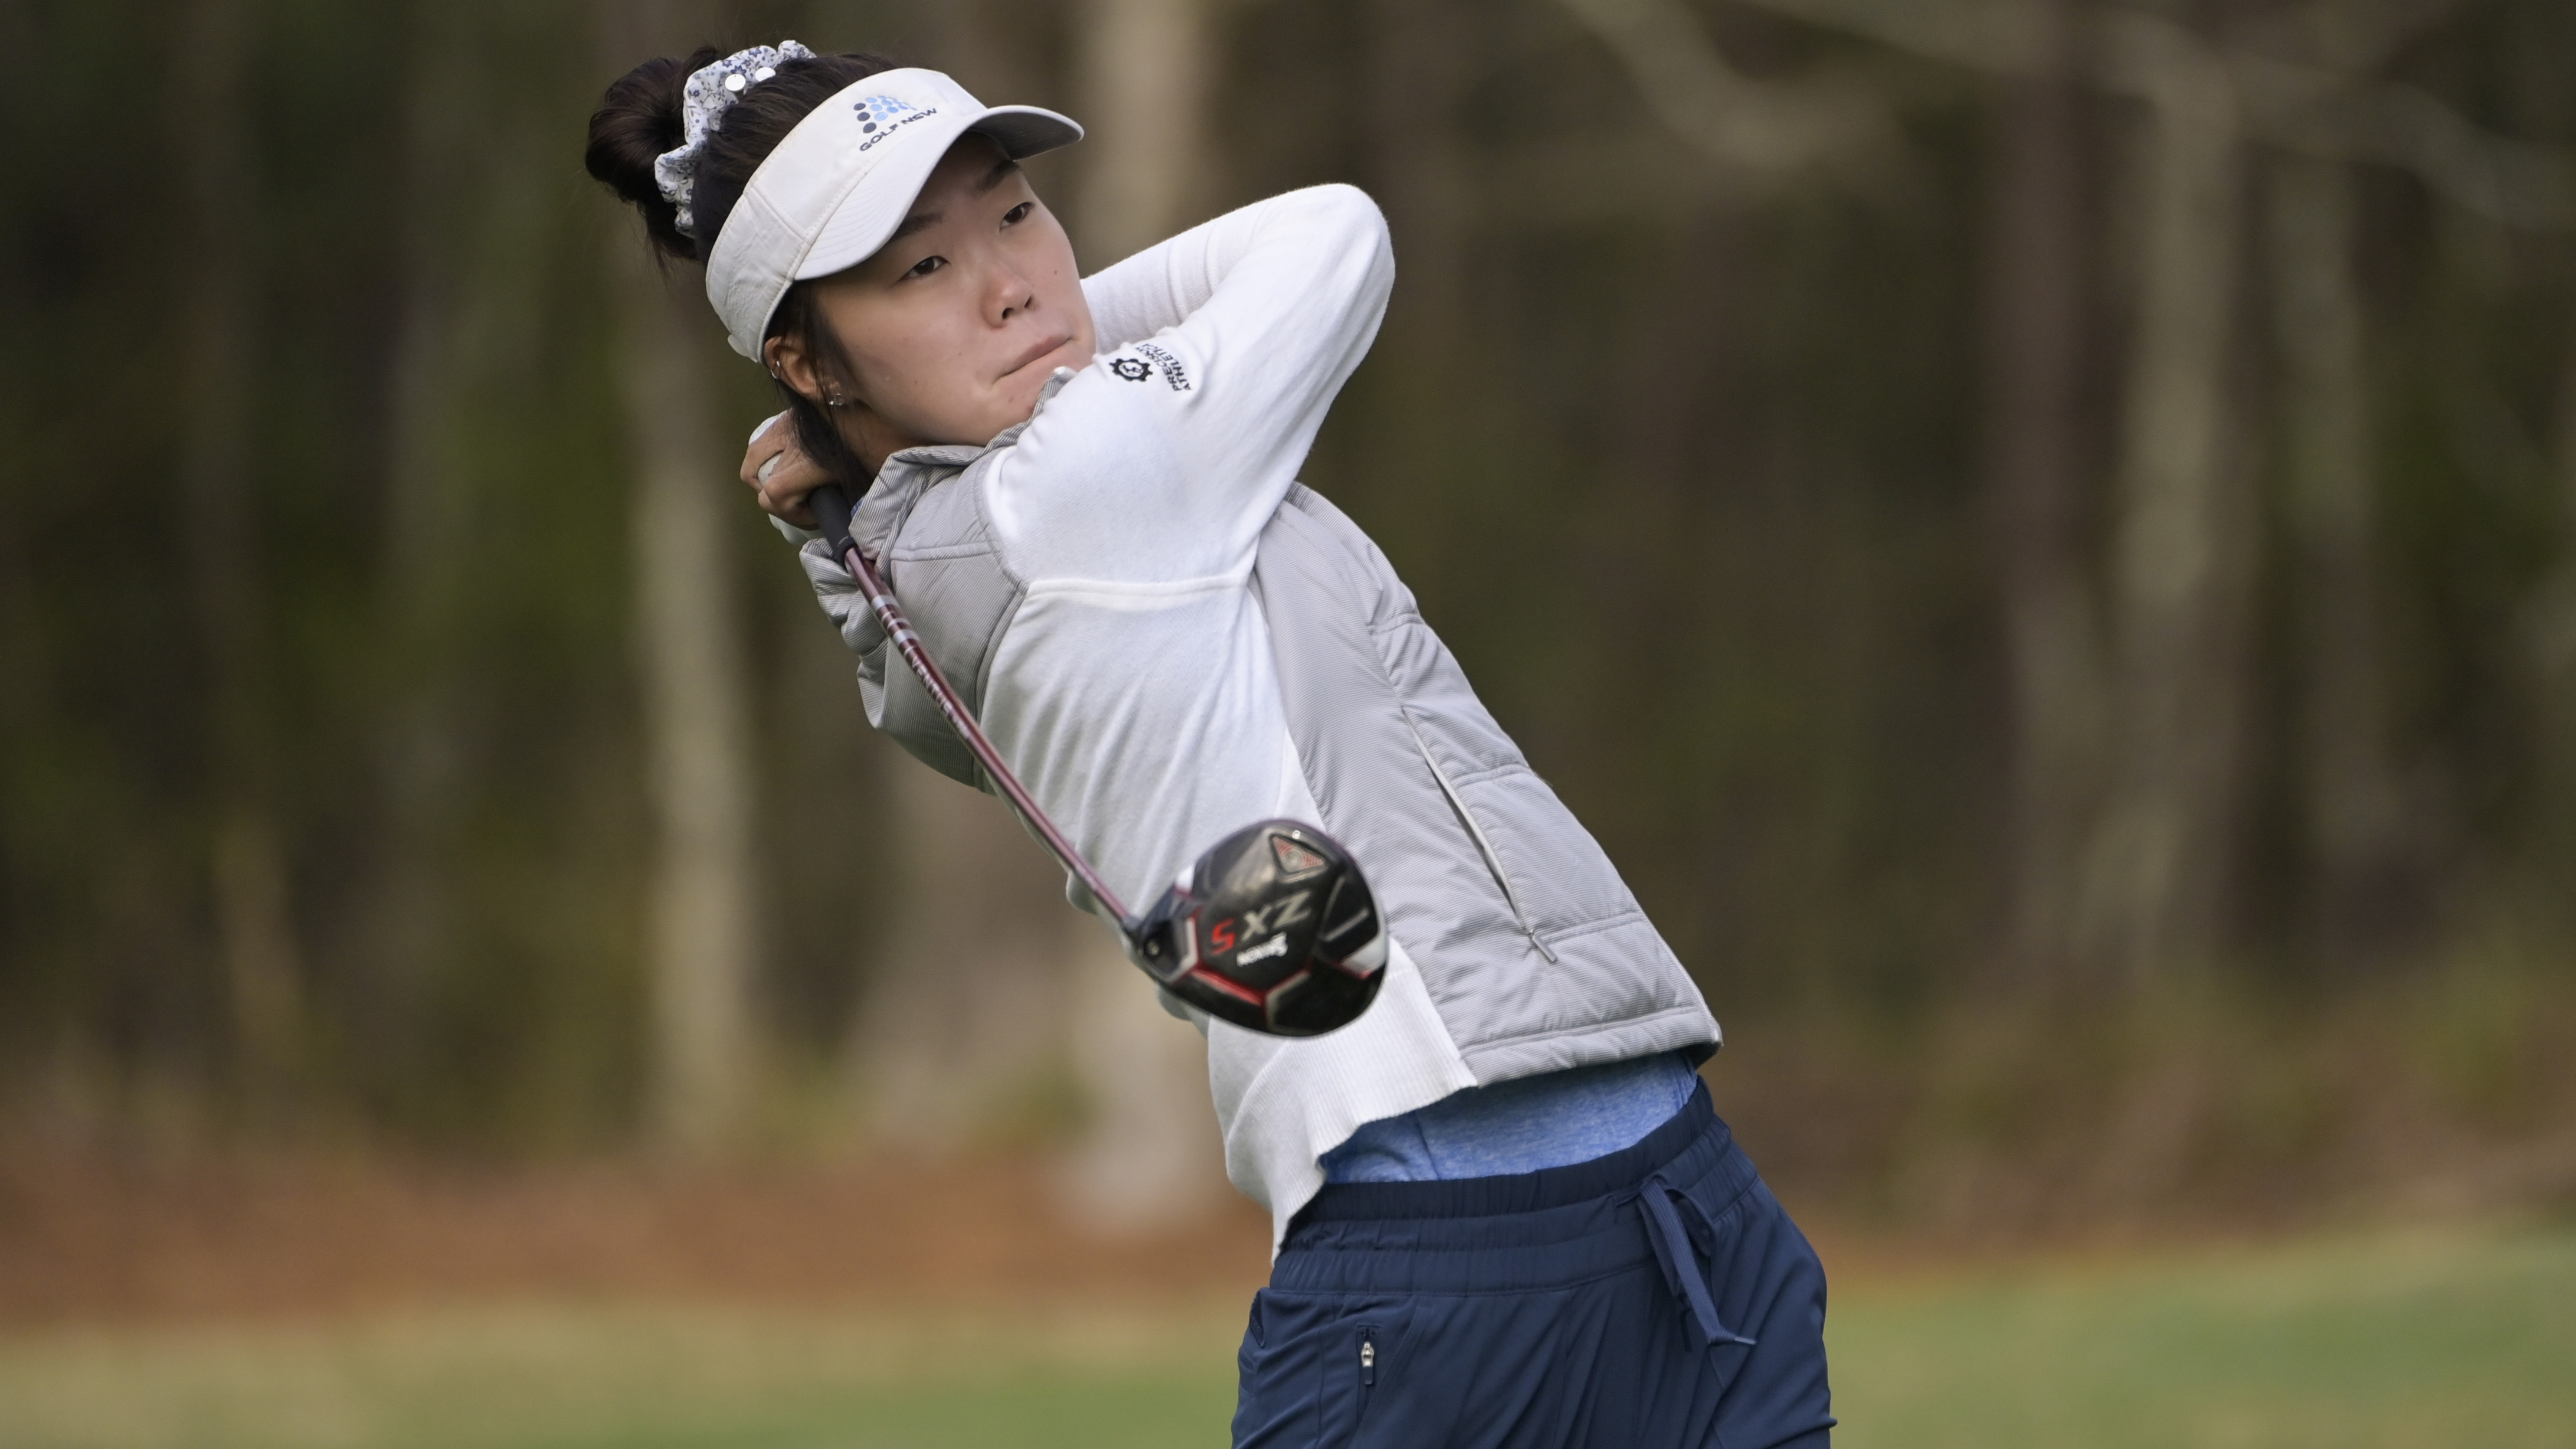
853, 94, 934, 151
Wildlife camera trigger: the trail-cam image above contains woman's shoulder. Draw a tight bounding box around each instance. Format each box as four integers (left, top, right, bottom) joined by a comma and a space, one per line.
869, 443, 1007, 561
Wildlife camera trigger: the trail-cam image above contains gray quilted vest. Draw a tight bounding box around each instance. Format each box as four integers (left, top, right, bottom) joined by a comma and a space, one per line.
817, 443, 1720, 1086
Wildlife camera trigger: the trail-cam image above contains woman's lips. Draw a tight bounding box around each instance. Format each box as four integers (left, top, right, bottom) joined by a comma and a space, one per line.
1000, 336, 1073, 381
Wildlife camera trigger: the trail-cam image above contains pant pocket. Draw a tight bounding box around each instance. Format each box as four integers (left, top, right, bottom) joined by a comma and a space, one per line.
1234, 1294, 1419, 1449
1325, 1305, 1415, 1447
1235, 1290, 1328, 1448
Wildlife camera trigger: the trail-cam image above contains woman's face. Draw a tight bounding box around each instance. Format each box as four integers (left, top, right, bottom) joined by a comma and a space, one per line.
767, 135, 1094, 464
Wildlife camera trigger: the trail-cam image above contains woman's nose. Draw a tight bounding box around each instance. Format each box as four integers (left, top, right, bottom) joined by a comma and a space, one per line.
988, 263, 1036, 323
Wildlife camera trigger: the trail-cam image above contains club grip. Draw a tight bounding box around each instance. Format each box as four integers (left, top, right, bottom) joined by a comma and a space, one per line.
810, 482, 857, 563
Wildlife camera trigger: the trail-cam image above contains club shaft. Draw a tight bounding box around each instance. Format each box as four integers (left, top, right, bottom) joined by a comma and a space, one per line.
812, 484, 1133, 925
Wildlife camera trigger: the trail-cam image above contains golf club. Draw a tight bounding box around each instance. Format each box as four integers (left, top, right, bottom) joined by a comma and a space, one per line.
806, 478, 1386, 1038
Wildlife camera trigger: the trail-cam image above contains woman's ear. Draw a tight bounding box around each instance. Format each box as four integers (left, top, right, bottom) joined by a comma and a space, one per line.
764, 334, 827, 405
764, 329, 903, 475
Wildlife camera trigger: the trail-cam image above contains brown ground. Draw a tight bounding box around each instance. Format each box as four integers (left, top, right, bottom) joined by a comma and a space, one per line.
12, 981, 2572, 1330
0, 1125, 2261, 1333
0, 1141, 1277, 1329
9, 1122, 2567, 1330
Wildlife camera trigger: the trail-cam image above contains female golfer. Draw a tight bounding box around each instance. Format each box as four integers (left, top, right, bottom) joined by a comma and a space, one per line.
588, 42, 1832, 1448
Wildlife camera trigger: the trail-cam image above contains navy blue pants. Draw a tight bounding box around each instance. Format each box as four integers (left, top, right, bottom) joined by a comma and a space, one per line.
1233, 1082, 1832, 1448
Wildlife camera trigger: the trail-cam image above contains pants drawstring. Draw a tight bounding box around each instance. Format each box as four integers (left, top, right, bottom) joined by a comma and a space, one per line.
1635, 1172, 1757, 1349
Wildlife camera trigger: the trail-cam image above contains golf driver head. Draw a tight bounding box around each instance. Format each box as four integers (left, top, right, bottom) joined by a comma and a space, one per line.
1129, 820, 1387, 1036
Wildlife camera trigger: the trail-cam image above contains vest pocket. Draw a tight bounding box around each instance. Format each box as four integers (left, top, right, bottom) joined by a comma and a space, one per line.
1403, 711, 1559, 963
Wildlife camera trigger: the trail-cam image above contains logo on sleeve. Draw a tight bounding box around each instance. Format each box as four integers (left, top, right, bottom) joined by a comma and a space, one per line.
1107, 344, 1193, 391
1134, 342, 1192, 391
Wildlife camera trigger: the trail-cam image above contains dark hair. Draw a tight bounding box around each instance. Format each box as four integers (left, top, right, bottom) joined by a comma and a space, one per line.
585, 48, 901, 493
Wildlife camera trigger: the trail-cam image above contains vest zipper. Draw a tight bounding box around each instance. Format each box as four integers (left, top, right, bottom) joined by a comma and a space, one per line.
1402, 712, 1559, 963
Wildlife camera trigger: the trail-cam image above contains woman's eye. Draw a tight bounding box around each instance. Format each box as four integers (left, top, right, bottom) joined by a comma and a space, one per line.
905, 255, 947, 279
1001, 202, 1034, 227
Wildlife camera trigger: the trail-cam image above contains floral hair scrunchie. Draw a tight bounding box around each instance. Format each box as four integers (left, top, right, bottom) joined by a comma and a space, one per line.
652, 41, 817, 241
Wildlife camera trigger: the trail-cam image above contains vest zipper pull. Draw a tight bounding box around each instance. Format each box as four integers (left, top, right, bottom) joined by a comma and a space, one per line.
1360, 1333, 1377, 1385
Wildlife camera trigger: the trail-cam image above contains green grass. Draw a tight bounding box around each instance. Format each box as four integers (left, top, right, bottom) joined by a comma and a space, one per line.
0, 1309, 1242, 1449
1830, 1227, 2576, 1449
2, 1227, 2570, 1448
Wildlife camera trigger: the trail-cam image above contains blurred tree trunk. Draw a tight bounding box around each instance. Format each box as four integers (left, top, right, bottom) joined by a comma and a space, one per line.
1071, 0, 1213, 264
0, 0, 55, 1097
604, 0, 763, 1153
364, 0, 479, 1096
2078, 21, 2251, 986
618, 257, 762, 1153
2263, 153, 2411, 970
845, 766, 1073, 1141
922, 0, 1053, 104
1983, 0, 2107, 988
1366, 0, 1475, 350
2512, 0, 2576, 882
178, 0, 303, 1098
2535, 317, 2576, 868
1058, 0, 1233, 1228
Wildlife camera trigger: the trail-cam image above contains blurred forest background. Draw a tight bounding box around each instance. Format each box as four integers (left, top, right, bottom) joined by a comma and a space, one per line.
6, 0, 2576, 1260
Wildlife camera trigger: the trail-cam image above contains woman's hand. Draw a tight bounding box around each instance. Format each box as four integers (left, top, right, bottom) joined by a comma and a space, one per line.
740, 412, 832, 528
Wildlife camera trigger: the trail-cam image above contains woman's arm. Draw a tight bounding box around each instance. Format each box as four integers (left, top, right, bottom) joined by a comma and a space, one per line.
994, 184, 1395, 585
1078, 210, 1256, 352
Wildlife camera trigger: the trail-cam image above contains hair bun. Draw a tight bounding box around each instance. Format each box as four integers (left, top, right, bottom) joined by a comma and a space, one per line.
586, 47, 720, 261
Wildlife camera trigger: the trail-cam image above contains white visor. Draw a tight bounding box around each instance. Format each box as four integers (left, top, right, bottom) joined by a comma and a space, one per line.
704, 67, 1082, 359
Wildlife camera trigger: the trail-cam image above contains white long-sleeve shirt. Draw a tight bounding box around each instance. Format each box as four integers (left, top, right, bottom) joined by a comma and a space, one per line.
801, 186, 1482, 1242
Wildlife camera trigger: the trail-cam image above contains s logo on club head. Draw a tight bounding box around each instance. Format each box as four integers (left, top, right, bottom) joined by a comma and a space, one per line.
1128, 821, 1386, 1038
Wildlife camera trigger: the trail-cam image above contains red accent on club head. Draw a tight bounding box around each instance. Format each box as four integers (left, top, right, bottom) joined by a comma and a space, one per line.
1186, 965, 1266, 1006
1269, 833, 1330, 878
